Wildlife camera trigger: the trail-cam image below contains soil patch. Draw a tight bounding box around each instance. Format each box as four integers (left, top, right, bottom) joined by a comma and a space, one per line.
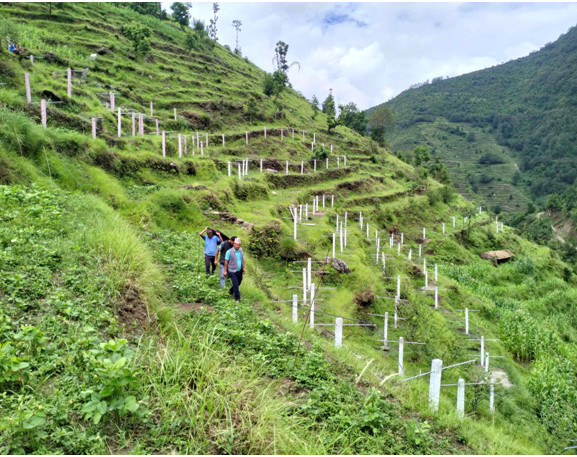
118, 285, 153, 335
176, 302, 213, 313
491, 368, 513, 388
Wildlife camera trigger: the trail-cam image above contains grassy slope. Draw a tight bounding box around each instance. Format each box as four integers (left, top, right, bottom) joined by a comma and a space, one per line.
0, 3, 576, 454
388, 119, 532, 212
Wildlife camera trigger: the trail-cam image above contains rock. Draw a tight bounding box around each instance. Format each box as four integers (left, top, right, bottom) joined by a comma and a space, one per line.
41, 90, 63, 103
96, 46, 108, 55
182, 184, 207, 190
149, 75, 153, 80
326, 256, 351, 274
265, 168, 279, 173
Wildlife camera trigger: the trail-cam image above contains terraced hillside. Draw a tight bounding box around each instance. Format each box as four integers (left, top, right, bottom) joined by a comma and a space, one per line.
1, 3, 577, 455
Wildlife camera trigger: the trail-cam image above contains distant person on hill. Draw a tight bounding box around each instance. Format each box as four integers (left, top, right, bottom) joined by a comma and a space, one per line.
199, 226, 223, 275
216, 235, 236, 288
223, 237, 246, 303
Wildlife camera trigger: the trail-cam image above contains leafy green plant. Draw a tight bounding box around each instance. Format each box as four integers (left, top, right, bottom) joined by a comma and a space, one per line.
0, 342, 29, 385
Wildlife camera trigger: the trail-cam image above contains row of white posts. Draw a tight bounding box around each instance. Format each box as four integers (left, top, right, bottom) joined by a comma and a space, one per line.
289, 196, 334, 240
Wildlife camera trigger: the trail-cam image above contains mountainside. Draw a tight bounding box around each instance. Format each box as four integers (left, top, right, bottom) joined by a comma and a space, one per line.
368, 24, 577, 208
1, 3, 577, 455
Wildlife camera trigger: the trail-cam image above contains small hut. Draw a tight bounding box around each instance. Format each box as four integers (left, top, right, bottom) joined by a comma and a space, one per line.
479, 249, 514, 264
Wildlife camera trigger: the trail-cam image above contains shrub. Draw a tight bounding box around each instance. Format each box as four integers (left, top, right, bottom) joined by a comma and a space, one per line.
478, 152, 505, 165
278, 236, 304, 261
232, 181, 268, 201
248, 221, 281, 258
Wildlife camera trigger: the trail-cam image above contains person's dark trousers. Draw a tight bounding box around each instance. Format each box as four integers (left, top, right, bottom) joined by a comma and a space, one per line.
205, 255, 216, 275
228, 270, 243, 301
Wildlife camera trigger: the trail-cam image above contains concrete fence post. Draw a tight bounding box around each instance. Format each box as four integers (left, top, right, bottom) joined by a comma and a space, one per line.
150, 101, 153, 116
443, 223, 445, 235
131, 112, 135, 136
281, 128, 284, 140
397, 274, 401, 298
305, 203, 308, 220
339, 223, 343, 253
423, 227, 426, 239
30, 55, 34, 64
155, 118, 159, 135
435, 264, 438, 282
162, 131, 166, 157
310, 283, 315, 328
408, 249, 412, 261
196, 132, 199, 148
227, 162, 231, 177
41, 99, 47, 128
394, 301, 398, 329
307, 257, 312, 291
345, 227, 347, 248
465, 308, 469, 335
335, 317, 343, 348
222, 134, 225, 147
302, 268, 307, 306
485, 352, 490, 372
238, 163, 241, 180
25, 73, 31, 103
429, 359, 443, 412
452, 216, 456, 228
401, 233, 404, 245
332, 233, 336, 258
67, 68, 72, 99
336, 214, 339, 231
434, 287, 438, 309
91, 117, 96, 139
286, 160, 288, 175
344, 155, 346, 166
366, 223, 369, 239
313, 132, 316, 143
264, 126, 267, 139
489, 379, 495, 414
200, 142, 203, 156
117, 108, 122, 138
110, 92, 115, 111
326, 157, 329, 169
292, 294, 298, 323
205, 133, 208, 148
139, 114, 143, 136
299, 205, 302, 223
322, 194, 325, 208
314, 160, 317, 172
457, 378, 465, 419
178, 134, 182, 158
292, 128, 294, 140
173, 108, 177, 120
337, 157, 340, 168
480, 336, 485, 367
331, 194, 334, 208
419, 244, 422, 257
260, 158, 263, 172
293, 210, 297, 240
425, 270, 428, 288
301, 161, 304, 174
399, 337, 404, 375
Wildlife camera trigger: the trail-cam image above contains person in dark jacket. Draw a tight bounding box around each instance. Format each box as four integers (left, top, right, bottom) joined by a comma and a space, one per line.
199, 226, 223, 275
223, 238, 245, 303
216, 235, 236, 288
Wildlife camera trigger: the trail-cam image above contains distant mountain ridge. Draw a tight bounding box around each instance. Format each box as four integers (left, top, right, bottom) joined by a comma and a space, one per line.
368, 24, 577, 203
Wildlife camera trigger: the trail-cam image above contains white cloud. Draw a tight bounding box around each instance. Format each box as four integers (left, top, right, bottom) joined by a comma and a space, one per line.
163, 2, 577, 109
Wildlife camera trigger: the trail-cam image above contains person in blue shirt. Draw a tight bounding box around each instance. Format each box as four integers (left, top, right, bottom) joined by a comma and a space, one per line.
199, 226, 223, 275
224, 238, 246, 303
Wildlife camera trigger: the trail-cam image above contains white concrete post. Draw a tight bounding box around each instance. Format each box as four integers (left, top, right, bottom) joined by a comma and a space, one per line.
299, 205, 302, 223
245, 131, 248, 145
162, 131, 166, 157
332, 233, 336, 258
401, 233, 404, 245
424, 258, 427, 271
326, 157, 329, 169
408, 249, 412, 261
139, 114, 143, 136
339, 223, 343, 253
337, 157, 340, 168
485, 352, 490, 373
336, 214, 339, 232
419, 244, 422, 257
292, 294, 298, 323
453, 216, 456, 228
425, 270, 428, 288
331, 195, 334, 208
344, 155, 346, 166
184, 136, 187, 155
25, 73, 31, 103
305, 203, 308, 220
131, 112, 135, 136
301, 161, 304, 174
434, 287, 438, 309
322, 194, 325, 208
457, 378, 465, 419
313, 132, 316, 143
294, 212, 297, 240
238, 163, 241, 180
227, 162, 231, 177
435, 264, 438, 282
360, 212, 363, 229
40, 99, 47, 128
67, 68, 72, 99
302, 268, 307, 306
443, 223, 445, 235
117, 108, 122, 138
222, 134, 225, 147
312, 198, 316, 217
335, 317, 343, 348
281, 128, 284, 140
200, 142, 204, 156
314, 160, 317, 172
366, 224, 369, 239
398, 337, 404, 375
30, 55, 34, 64
155, 118, 159, 135
150, 101, 153, 116
91, 117, 96, 139
196, 132, 199, 148
110, 92, 115, 111
173, 108, 177, 120
178, 134, 182, 158
489, 379, 495, 414
396, 274, 401, 299
260, 158, 263, 172
311, 142, 314, 152
465, 308, 469, 335
302, 131, 305, 141
307, 258, 312, 291
423, 227, 426, 239
205, 133, 208, 148
310, 283, 315, 329
345, 211, 348, 228
383, 312, 389, 349
286, 160, 288, 175
382, 252, 386, 273
344, 227, 347, 248
429, 359, 443, 412
292, 128, 294, 140
376, 237, 379, 263
394, 301, 398, 329
480, 336, 485, 367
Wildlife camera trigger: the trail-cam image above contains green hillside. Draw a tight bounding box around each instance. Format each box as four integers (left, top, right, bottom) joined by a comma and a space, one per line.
367, 24, 577, 208
1, 3, 577, 455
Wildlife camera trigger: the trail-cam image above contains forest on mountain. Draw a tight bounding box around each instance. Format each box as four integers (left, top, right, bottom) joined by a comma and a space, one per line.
368, 24, 577, 204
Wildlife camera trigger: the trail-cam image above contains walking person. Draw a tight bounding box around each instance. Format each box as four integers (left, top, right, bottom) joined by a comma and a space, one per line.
223, 238, 246, 303
216, 235, 236, 288
199, 226, 222, 275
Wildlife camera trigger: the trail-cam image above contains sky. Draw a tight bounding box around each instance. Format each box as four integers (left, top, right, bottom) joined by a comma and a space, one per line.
164, 2, 577, 110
